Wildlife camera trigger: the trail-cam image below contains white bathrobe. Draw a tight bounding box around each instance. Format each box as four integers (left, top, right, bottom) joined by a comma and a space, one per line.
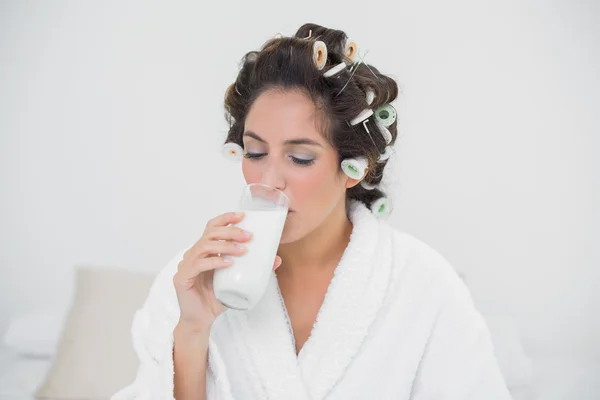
112, 200, 511, 400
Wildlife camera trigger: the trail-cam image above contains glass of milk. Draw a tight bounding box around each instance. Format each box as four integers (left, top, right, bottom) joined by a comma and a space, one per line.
213, 183, 289, 310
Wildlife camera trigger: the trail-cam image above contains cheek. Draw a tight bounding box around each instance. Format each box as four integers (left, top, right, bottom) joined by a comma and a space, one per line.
280, 162, 343, 243
293, 169, 329, 192
290, 163, 342, 205
241, 160, 261, 184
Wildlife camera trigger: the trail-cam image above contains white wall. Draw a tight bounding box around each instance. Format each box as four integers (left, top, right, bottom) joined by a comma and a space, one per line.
1, 0, 598, 360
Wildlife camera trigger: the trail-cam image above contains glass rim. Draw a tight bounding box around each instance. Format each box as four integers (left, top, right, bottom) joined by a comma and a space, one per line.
244, 183, 290, 204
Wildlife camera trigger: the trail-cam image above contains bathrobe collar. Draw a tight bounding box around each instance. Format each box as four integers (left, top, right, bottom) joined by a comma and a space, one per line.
224, 200, 394, 400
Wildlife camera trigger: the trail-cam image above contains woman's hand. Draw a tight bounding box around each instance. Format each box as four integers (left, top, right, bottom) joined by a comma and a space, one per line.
173, 211, 282, 332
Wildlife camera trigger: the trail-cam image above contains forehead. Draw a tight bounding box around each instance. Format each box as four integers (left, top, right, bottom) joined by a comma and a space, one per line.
244, 89, 323, 141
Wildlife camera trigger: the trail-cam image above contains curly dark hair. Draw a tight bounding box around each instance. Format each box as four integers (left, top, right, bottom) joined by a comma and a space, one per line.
223, 22, 400, 211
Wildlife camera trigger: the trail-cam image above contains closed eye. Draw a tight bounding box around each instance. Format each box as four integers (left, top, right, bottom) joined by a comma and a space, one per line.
243, 152, 265, 160
292, 157, 315, 166
243, 152, 315, 166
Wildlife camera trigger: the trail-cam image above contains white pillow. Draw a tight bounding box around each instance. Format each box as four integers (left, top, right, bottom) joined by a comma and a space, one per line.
35, 266, 155, 400
0, 357, 54, 398
2, 309, 68, 358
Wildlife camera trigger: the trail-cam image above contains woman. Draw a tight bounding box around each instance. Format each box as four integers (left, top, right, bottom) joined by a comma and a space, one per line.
112, 23, 511, 400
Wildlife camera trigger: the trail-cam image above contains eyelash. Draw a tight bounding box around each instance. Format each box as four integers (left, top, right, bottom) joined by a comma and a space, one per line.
243, 152, 315, 166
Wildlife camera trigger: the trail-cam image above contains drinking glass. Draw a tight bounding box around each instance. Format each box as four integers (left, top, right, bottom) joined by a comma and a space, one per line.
213, 183, 290, 310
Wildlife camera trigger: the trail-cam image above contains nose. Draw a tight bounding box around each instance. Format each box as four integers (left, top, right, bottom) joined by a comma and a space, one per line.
259, 157, 286, 191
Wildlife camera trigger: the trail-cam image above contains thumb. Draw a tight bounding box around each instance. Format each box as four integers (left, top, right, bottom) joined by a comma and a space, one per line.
273, 255, 283, 271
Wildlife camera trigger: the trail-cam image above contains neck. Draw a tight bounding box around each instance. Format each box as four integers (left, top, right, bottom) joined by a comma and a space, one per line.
277, 199, 353, 277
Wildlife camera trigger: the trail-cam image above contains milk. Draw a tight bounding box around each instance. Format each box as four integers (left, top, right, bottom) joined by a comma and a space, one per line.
213, 207, 288, 310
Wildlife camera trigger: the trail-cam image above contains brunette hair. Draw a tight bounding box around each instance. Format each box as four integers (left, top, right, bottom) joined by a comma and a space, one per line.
224, 23, 400, 210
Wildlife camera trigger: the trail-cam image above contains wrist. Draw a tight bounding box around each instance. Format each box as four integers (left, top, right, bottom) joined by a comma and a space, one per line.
174, 320, 213, 343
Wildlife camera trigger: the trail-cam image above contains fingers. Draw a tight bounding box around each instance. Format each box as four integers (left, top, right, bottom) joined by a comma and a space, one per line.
206, 211, 245, 229
206, 225, 253, 243
198, 240, 248, 258
178, 239, 246, 281
176, 255, 233, 282
185, 214, 251, 260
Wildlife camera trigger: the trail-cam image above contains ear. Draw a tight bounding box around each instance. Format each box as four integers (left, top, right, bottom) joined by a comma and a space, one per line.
342, 169, 368, 189
344, 174, 364, 189
338, 163, 368, 189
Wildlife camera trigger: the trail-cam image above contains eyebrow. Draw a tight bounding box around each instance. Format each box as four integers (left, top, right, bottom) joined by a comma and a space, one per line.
243, 131, 323, 148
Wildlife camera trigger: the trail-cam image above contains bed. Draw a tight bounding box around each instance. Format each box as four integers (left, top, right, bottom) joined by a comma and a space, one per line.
0, 348, 53, 400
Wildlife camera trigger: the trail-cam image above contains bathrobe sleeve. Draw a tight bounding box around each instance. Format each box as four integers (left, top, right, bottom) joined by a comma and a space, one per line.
110, 248, 237, 400
410, 269, 513, 400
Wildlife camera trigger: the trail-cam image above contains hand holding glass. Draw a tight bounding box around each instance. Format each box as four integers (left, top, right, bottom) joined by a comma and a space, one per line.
213, 183, 289, 310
